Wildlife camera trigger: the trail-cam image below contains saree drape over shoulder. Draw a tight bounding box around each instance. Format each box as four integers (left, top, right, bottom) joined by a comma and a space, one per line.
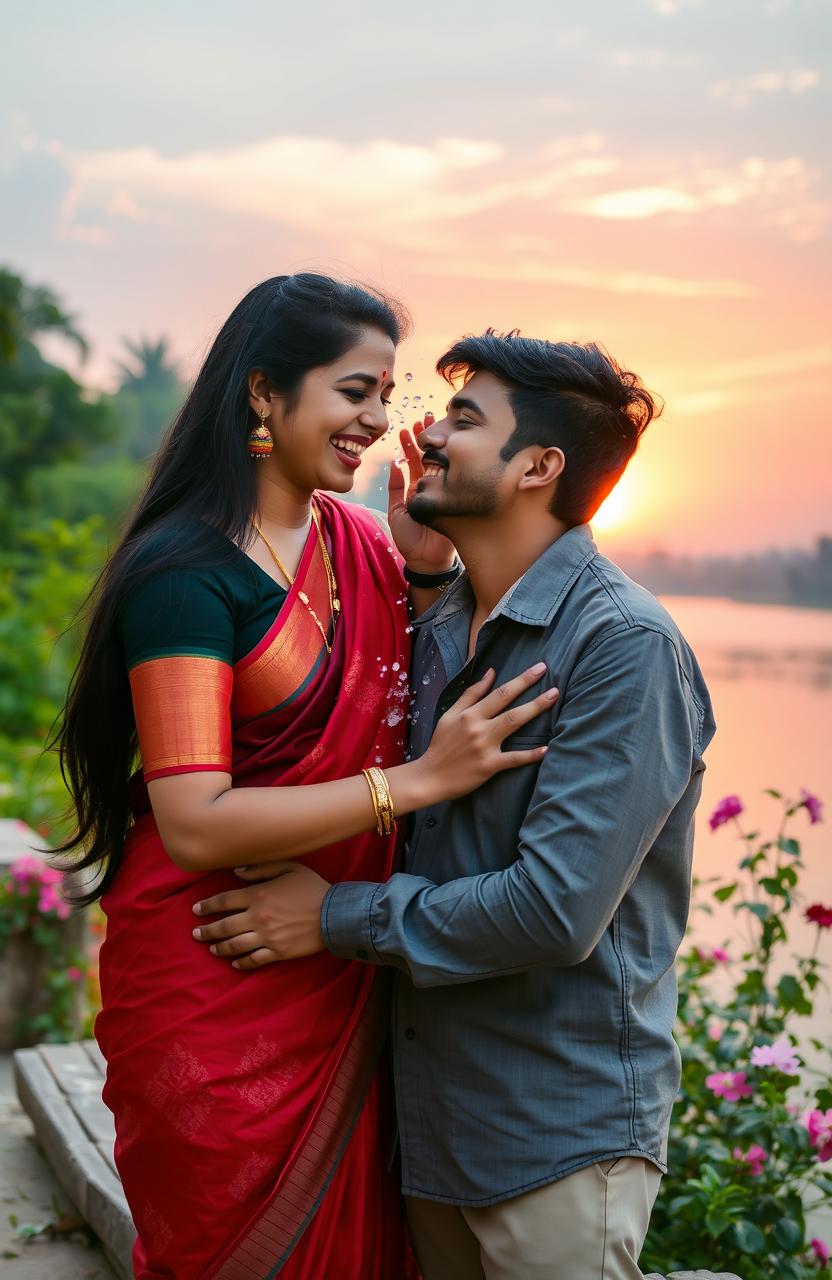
96, 496, 413, 1280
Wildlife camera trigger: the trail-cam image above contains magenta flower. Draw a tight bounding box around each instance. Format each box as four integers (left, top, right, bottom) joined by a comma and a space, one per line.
66, 967, 84, 983
9, 853, 45, 884
803, 1109, 832, 1161
709, 795, 744, 831
806, 903, 832, 929
706, 1071, 752, 1101
800, 788, 823, 825
732, 1144, 768, 1177
811, 1237, 830, 1265
694, 945, 730, 964
751, 1036, 800, 1076
707, 1019, 725, 1041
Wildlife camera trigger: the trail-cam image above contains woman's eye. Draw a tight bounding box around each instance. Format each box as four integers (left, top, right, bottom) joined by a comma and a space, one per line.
381, 398, 391, 407
342, 389, 366, 402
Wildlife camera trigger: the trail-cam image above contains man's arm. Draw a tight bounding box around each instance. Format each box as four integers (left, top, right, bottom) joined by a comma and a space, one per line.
323, 626, 701, 987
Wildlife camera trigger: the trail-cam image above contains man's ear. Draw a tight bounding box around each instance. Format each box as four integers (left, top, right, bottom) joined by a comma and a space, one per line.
517, 447, 565, 493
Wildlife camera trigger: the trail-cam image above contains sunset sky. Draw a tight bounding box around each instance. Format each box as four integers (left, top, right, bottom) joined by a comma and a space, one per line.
3, 0, 830, 555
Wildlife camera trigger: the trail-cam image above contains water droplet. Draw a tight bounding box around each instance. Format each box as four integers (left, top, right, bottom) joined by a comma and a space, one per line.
422, 675, 431, 685
386, 708, 404, 727
405, 625, 413, 634
392, 662, 400, 671
402, 396, 409, 408
405, 372, 413, 382
414, 395, 421, 404
375, 755, 383, 764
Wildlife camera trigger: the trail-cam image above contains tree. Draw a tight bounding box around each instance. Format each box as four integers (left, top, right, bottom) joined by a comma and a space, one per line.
112, 335, 183, 460
0, 267, 118, 534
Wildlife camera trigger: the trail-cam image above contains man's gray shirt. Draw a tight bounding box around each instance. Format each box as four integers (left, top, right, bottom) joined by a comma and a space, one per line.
323, 525, 715, 1205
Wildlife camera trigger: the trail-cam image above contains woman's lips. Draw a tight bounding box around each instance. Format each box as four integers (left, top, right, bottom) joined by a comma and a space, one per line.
330, 439, 363, 471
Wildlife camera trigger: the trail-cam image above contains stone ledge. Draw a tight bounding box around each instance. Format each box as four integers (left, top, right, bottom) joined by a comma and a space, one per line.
14, 1041, 135, 1278
14, 1040, 743, 1279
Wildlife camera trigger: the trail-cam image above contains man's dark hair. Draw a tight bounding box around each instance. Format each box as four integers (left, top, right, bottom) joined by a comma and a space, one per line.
436, 330, 660, 525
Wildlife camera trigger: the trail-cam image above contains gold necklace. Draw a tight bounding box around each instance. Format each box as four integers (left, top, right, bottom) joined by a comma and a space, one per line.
253, 509, 339, 654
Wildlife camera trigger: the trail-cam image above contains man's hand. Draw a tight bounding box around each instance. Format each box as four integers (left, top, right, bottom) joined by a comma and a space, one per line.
192, 863, 331, 970
387, 421, 456, 572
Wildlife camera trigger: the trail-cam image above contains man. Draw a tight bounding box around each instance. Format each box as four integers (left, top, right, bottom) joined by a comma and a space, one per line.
194, 332, 715, 1279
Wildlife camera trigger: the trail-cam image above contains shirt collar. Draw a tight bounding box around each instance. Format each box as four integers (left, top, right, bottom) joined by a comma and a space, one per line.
414, 524, 597, 631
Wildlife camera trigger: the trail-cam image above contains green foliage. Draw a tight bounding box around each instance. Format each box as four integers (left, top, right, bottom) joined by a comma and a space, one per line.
0, 266, 119, 536
642, 792, 832, 1279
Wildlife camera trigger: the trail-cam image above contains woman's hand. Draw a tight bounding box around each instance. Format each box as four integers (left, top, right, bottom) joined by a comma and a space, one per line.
414, 663, 558, 803
387, 421, 457, 573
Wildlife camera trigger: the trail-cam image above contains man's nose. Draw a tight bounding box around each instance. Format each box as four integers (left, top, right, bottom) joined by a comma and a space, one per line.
416, 413, 448, 449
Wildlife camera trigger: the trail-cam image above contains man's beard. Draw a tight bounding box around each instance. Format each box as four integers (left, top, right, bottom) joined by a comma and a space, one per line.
407, 465, 503, 530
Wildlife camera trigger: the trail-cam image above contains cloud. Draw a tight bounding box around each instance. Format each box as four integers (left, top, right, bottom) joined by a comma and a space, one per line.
668, 345, 832, 415
710, 68, 820, 108
607, 49, 701, 69
426, 257, 753, 300
569, 155, 828, 241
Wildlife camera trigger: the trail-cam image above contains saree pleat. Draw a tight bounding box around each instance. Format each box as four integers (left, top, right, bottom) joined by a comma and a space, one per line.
97, 497, 413, 1279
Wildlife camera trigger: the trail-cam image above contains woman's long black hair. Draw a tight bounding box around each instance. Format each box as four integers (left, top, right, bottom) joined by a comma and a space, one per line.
54, 273, 408, 904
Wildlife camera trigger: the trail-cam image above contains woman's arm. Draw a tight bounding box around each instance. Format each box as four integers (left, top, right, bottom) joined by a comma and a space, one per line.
151, 665, 557, 873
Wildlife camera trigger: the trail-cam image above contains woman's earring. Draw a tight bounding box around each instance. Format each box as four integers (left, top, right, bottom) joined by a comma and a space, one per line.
248, 407, 273, 460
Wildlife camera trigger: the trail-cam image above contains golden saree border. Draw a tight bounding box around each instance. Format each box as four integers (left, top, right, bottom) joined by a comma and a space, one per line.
232, 532, 333, 724
130, 654, 233, 781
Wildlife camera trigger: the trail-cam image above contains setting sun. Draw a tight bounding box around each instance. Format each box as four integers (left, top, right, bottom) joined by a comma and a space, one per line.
592, 468, 639, 533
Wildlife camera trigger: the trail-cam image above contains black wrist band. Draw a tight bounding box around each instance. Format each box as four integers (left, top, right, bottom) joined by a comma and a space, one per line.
403, 560, 462, 588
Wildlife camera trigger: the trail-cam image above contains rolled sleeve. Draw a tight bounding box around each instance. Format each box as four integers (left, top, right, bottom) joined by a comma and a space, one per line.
321, 881, 385, 962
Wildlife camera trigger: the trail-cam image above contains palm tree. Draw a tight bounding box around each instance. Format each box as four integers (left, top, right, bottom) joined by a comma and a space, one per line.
113, 336, 184, 459
114, 336, 180, 396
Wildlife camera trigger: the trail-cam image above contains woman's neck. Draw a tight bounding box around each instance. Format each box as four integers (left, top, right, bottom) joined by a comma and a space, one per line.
255, 464, 313, 531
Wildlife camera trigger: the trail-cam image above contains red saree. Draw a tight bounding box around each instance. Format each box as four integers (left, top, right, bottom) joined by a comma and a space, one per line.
97, 496, 413, 1279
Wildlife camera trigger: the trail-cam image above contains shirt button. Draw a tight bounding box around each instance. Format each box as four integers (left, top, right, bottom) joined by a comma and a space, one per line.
356, 948, 369, 960
403, 1027, 416, 1041
425, 816, 437, 828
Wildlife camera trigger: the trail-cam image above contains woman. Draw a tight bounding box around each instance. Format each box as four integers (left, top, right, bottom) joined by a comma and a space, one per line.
56, 273, 551, 1280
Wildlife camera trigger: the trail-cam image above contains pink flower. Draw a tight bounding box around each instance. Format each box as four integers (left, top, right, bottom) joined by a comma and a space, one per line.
708, 1019, 725, 1041
9, 853, 45, 884
66, 967, 83, 983
706, 1071, 752, 1101
803, 1109, 832, 1161
806, 904, 832, 929
709, 795, 744, 831
811, 1237, 830, 1265
732, 1144, 768, 1176
800, 789, 823, 825
694, 945, 730, 964
36, 880, 70, 921
751, 1036, 800, 1075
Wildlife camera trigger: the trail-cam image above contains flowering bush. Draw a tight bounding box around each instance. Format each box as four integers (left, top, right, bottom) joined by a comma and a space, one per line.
641, 788, 832, 1280
0, 841, 87, 1042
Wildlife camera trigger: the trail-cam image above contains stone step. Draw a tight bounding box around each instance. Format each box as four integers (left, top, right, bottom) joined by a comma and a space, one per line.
14, 1040, 743, 1279
14, 1041, 135, 1278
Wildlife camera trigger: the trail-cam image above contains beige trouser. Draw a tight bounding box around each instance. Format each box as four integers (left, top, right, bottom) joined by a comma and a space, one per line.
406, 1157, 662, 1280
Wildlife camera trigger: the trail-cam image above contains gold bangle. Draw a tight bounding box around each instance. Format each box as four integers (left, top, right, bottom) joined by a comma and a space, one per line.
363, 766, 396, 837
363, 768, 385, 836
368, 767, 394, 835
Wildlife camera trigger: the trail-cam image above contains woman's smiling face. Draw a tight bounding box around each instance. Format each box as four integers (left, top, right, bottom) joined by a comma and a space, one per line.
259, 326, 397, 494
